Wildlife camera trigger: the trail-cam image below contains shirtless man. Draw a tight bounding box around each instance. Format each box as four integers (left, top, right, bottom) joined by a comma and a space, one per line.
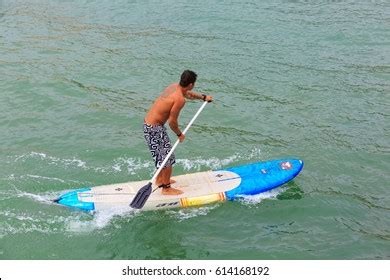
143, 70, 213, 195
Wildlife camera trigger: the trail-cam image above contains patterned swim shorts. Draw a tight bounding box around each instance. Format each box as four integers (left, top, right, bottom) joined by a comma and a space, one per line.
143, 123, 176, 168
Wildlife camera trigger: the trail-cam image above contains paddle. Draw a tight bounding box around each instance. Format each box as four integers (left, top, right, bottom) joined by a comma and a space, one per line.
130, 101, 209, 209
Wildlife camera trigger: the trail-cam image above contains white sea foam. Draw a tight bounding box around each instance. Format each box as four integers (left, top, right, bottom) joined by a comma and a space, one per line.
25, 174, 66, 183
6, 174, 82, 186
10, 151, 153, 175
0, 204, 138, 238
0, 221, 54, 238
13, 188, 61, 205
95, 157, 152, 174
13, 152, 87, 168
177, 155, 238, 171
176, 147, 263, 171
9, 147, 263, 178
167, 204, 221, 221
0, 209, 70, 238
247, 147, 262, 160
0, 210, 42, 223
237, 187, 285, 205
65, 207, 138, 232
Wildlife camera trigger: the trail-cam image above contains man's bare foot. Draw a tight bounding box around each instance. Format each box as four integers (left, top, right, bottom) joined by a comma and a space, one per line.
161, 187, 183, 195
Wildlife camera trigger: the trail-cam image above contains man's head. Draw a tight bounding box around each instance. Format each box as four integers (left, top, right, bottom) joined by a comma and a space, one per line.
179, 70, 197, 89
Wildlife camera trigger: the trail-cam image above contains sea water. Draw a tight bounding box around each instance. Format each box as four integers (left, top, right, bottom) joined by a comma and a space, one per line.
0, 0, 389, 259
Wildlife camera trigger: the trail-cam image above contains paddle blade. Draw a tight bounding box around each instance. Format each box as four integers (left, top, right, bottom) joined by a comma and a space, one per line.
130, 182, 152, 209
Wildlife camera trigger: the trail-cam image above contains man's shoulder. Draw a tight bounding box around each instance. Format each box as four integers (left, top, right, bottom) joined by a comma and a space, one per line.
172, 92, 185, 107
165, 83, 178, 91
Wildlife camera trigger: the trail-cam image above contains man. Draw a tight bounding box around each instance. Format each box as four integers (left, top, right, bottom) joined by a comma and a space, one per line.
143, 70, 213, 195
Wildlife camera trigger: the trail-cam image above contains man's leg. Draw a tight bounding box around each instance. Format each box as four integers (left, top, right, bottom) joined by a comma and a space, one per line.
155, 167, 167, 186
155, 168, 176, 185
156, 166, 183, 195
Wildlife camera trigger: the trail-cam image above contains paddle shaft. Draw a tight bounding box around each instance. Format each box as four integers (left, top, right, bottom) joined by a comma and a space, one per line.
150, 101, 208, 184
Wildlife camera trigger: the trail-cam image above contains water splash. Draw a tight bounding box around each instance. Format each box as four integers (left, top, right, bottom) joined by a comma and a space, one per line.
7, 148, 263, 177
177, 147, 263, 171
0, 203, 139, 238
237, 187, 286, 206
12, 152, 87, 168
16, 191, 57, 205
12, 188, 138, 231
8, 151, 153, 175
177, 156, 238, 171
65, 207, 138, 233
167, 204, 221, 221
94, 157, 152, 174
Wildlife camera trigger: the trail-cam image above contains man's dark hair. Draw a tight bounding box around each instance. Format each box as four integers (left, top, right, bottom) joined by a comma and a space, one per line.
179, 70, 197, 87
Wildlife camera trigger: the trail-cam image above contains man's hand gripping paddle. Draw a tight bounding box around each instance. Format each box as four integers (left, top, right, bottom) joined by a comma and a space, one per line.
130, 101, 209, 209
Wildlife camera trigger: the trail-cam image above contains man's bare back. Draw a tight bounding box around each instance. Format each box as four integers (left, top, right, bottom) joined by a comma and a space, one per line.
144, 83, 186, 138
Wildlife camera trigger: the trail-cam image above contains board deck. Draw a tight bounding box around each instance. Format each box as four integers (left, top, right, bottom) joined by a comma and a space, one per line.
55, 158, 303, 211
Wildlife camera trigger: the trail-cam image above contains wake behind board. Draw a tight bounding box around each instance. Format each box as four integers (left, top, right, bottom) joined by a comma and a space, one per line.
55, 158, 303, 211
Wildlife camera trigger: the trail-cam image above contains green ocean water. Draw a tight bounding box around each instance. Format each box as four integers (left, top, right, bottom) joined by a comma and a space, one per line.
1, 0, 389, 260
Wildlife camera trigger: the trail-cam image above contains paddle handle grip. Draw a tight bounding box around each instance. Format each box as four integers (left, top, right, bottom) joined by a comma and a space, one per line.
150, 101, 208, 183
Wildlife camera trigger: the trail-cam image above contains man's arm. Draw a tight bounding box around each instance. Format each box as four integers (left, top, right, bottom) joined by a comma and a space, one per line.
168, 100, 185, 137
184, 91, 213, 102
